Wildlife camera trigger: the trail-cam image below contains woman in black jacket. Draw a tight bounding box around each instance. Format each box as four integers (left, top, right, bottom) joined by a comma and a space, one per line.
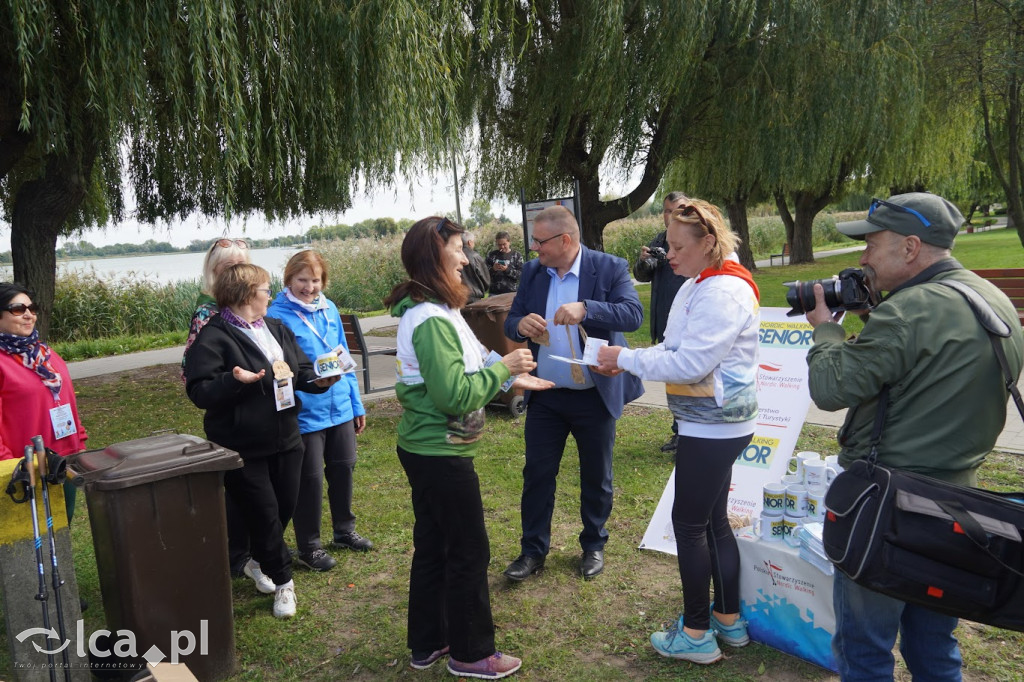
185, 263, 337, 619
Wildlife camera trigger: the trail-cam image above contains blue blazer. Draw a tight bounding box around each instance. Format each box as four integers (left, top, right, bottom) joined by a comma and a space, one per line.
504, 246, 645, 419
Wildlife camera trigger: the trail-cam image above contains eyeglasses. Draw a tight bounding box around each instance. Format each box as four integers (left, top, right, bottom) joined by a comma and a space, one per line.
436, 217, 449, 233
869, 198, 931, 227
257, 288, 273, 298
677, 205, 709, 228
215, 238, 250, 249
4, 303, 38, 315
530, 232, 568, 247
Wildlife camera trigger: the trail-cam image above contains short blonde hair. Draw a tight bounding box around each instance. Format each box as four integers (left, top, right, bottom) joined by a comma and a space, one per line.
213, 263, 270, 310
671, 199, 739, 269
284, 250, 329, 289
202, 238, 251, 294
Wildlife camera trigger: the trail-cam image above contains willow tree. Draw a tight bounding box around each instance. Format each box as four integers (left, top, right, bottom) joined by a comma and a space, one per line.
466, 0, 776, 250
1, 1, 461, 337
667, 1, 972, 266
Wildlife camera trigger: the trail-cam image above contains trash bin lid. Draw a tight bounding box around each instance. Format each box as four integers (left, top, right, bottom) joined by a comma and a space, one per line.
463, 292, 516, 316
68, 433, 243, 491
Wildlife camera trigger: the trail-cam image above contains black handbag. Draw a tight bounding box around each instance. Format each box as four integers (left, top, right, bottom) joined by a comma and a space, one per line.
822, 280, 1024, 631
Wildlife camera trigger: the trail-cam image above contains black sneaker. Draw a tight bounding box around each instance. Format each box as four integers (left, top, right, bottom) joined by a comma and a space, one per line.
297, 548, 337, 571
660, 435, 678, 453
333, 531, 373, 552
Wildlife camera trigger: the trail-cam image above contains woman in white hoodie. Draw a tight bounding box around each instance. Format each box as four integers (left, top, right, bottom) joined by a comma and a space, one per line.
596, 199, 760, 665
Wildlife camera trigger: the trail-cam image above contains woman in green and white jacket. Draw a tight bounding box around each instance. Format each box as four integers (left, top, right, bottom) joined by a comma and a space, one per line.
383, 216, 551, 679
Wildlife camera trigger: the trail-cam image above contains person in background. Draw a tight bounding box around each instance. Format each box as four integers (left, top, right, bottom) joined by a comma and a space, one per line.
502, 205, 644, 583
596, 199, 759, 664
0, 282, 87, 522
185, 264, 338, 619
180, 237, 253, 581
268, 250, 372, 573
485, 231, 524, 295
384, 216, 552, 678
633, 191, 690, 453
803, 192, 1024, 681
460, 232, 491, 304
181, 237, 251, 382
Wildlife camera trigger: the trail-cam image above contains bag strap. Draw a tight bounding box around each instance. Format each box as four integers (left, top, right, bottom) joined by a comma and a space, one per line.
934, 498, 1024, 578
865, 385, 890, 472
935, 279, 1024, 422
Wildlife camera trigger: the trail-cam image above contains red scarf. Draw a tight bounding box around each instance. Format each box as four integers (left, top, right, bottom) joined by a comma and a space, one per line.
694, 261, 760, 301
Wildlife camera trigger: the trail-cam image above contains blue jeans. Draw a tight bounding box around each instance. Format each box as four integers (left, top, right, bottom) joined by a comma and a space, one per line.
833, 572, 962, 681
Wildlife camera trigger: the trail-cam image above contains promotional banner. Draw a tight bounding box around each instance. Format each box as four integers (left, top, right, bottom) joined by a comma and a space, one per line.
735, 529, 838, 672
639, 308, 816, 554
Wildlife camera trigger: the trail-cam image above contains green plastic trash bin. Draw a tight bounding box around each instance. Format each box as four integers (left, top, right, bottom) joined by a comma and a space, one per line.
69, 433, 243, 681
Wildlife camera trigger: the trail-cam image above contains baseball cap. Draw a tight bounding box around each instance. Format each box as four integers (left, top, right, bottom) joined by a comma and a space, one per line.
836, 192, 964, 248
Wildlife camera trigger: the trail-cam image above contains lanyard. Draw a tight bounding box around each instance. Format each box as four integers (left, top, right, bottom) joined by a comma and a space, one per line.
238, 319, 283, 365
294, 310, 334, 351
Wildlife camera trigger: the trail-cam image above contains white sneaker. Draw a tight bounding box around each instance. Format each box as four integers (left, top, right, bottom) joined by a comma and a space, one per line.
243, 560, 276, 595
273, 581, 296, 619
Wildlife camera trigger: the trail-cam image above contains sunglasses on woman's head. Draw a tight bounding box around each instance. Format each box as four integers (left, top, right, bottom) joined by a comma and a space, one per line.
4, 303, 38, 315
678, 205, 709, 228
216, 238, 250, 249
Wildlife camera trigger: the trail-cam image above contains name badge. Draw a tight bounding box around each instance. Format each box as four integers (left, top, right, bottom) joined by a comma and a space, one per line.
274, 377, 296, 411
50, 403, 77, 440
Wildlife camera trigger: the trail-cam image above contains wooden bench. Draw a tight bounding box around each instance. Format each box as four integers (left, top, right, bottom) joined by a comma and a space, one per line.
339, 314, 397, 393
770, 243, 790, 266
972, 268, 1024, 326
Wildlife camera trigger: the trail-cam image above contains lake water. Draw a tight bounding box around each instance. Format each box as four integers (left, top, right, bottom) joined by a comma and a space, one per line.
0, 246, 303, 284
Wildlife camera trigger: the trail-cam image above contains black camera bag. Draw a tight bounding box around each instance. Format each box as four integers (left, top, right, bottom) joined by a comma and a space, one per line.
823, 279, 1024, 631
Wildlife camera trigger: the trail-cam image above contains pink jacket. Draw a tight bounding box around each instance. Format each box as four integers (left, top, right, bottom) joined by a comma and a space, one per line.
0, 350, 87, 461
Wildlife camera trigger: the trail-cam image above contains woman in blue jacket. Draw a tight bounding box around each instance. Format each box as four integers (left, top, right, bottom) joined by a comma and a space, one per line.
268, 250, 372, 571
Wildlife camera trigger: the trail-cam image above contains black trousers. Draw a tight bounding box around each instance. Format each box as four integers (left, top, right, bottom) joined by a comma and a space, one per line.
294, 421, 358, 553
397, 446, 495, 662
224, 445, 303, 586
672, 433, 752, 630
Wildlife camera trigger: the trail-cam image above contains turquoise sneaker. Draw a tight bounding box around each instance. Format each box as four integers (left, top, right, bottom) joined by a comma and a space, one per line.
650, 619, 723, 664
710, 612, 750, 647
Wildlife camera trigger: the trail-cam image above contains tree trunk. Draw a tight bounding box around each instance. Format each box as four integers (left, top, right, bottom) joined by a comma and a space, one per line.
10, 154, 92, 340
789, 190, 834, 265
725, 199, 755, 270
774, 191, 795, 247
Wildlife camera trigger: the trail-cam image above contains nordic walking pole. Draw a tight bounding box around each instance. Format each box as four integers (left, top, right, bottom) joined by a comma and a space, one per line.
24, 445, 57, 682
33, 436, 70, 682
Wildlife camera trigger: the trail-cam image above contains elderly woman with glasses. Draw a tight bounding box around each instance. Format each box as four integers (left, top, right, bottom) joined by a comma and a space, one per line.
185, 264, 339, 619
595, 199, 761, 665
0, 282, 87, 521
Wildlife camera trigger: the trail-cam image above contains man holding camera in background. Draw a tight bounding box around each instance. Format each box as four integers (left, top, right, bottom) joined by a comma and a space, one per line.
802, 192, 1024, 681
634, 191, 690, 453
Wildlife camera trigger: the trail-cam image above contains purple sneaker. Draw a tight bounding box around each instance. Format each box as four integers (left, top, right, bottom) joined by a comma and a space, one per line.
410, 645, 449, 670
446, 651, 522, 679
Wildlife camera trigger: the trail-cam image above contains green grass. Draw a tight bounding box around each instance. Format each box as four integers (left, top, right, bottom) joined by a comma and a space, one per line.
2, 365, 1021, 680
52, 331, 188, 361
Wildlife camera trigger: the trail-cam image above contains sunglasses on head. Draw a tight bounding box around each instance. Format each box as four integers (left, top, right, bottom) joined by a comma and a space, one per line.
215, 238, 250, 249
677, 204, 709, 228
868, 198, 931, 228
4, 303, 38, 315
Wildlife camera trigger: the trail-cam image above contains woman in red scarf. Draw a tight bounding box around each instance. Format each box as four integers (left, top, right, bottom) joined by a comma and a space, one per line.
595, 200, 760, 665
0, 282, 87, 521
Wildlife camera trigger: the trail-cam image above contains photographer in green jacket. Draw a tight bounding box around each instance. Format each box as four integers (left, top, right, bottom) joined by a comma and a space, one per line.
802, 192, 1024, 682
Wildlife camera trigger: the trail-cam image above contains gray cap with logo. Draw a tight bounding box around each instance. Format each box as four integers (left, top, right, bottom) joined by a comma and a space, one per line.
836, 192, 964, 248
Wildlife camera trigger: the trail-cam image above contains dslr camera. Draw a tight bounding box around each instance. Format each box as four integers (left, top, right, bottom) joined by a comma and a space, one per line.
785, 268, 877, 317
648, 246, 668, 263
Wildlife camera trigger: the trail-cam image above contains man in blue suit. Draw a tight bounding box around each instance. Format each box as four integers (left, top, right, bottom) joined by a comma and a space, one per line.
502, 205, 644, 581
